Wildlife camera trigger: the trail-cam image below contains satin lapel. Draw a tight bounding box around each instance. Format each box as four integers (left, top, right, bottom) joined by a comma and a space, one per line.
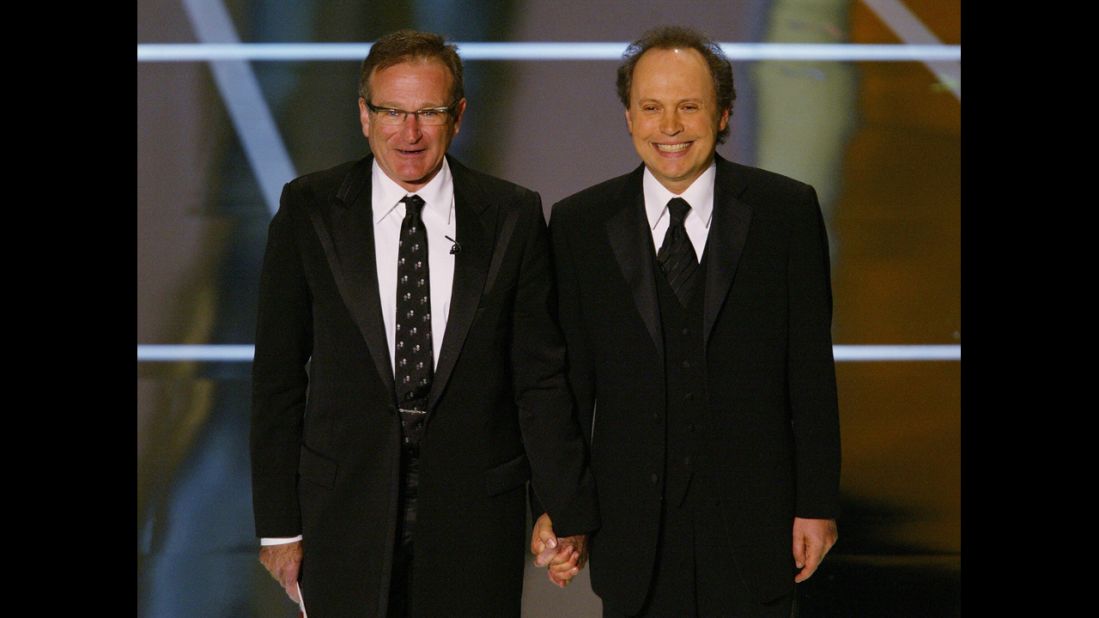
606, 169, 663, 362
428, 161, 492, 410
308, 157, 396, 402
702, 158, 752, 352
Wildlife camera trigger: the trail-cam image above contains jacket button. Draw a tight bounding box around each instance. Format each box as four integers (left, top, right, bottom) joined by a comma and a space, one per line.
650, 473, 659, 484
681, 360, 691, 369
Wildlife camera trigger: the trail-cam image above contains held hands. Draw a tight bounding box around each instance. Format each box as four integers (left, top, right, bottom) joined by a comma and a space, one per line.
792, 517, 838, 583
530, 512, 588, 588
259, 541, 303, 603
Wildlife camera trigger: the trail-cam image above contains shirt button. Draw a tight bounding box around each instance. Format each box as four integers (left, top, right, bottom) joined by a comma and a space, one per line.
650, 473, 659, 484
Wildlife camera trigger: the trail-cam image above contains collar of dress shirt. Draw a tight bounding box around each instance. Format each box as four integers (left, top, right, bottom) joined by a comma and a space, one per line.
642, 160, 716, 231
371, 157, 455, 225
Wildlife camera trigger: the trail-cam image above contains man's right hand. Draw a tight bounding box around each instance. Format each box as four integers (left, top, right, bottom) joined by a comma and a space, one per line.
259, 541, 303, 603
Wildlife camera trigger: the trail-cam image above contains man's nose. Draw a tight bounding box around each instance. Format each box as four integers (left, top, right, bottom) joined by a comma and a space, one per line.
400, 112, 423, 140
659, 110, 682, 135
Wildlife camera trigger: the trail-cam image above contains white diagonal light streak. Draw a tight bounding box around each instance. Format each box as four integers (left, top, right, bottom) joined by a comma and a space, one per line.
179, 0, 295, 214
861, 0, 960, 99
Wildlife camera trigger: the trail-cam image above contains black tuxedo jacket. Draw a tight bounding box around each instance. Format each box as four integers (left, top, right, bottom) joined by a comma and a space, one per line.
549, 156, 840, 613
251, 155, 598, 617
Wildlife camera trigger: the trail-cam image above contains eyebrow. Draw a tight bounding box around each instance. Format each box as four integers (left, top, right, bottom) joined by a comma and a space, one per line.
375, 102, 448, 109
637, 98, 706, 104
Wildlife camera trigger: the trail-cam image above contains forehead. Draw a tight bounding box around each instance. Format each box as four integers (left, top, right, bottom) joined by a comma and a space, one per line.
369, 58, 453, 105
631, 47, 715, 100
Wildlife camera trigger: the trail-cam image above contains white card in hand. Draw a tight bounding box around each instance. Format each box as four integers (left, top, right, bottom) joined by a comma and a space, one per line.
296, 581, 307, 617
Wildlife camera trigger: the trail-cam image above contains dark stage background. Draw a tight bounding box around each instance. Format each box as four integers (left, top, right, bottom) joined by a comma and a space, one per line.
137, 1, 960, 615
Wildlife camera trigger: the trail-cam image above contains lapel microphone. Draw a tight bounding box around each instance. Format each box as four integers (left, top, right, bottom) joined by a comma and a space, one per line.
445, 235, 462, 255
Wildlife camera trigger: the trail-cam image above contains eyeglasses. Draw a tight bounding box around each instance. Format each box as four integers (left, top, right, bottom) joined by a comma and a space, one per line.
366, 101, 458, 126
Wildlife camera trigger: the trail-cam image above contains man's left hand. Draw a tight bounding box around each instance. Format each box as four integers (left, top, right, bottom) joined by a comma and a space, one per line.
531, 512, 588, 588
792, 517, 837, 583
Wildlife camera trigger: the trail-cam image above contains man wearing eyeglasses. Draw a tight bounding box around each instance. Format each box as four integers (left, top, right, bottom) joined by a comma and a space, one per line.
250, 29, 598, 617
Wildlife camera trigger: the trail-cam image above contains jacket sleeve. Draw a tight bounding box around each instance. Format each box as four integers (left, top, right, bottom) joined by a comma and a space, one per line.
786, 184, 841, 519
549, 202, 597, 453
250, 181, 313, 538
511, 192, 599, 538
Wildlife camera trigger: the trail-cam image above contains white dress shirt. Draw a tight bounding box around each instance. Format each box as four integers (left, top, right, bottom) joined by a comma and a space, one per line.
262, 158, 458, 548
642, 160, 717, 259
370, 158, 456, 371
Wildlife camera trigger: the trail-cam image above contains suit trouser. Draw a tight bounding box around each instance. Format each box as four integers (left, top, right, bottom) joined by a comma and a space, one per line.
603, 476, 797, 618
387, 449, 419, 618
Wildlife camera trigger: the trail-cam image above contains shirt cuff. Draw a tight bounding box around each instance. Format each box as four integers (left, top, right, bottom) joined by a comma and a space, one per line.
261, 535, 303, 546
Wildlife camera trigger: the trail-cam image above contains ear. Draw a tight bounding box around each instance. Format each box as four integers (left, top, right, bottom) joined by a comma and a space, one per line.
624, 107, 633, 135
358, 97, 371, 138
717, 107, 730, 134
450, 98, 468, 136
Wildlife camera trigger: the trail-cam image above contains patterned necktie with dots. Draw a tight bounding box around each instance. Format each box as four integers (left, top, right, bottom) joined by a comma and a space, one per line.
395, 194, 433, 451
656, 197, 700, 309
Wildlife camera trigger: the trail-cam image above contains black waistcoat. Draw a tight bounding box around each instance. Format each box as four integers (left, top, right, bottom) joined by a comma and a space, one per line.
654, 253, 708, 507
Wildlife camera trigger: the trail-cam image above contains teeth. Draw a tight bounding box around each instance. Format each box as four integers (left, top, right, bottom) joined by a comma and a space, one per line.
655, 143, 690, 153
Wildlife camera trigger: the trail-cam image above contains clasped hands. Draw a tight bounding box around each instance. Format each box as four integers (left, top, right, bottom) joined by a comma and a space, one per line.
529, 512, 588, 588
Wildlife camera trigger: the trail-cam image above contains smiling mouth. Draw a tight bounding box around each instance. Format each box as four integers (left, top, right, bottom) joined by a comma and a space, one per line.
396, 148, 426, 155
654, 142, 691, 153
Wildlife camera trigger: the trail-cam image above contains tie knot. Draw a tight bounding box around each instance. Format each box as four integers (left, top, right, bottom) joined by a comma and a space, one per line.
402, 194, 425, 218
667, 197, 691, 227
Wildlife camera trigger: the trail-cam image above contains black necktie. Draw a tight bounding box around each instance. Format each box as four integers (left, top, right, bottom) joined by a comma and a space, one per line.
656, 197, 700, 308
395, 194, 433, 452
